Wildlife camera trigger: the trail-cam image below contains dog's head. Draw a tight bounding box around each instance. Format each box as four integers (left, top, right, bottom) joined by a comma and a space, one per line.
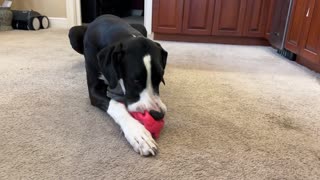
97, 37, 168, 119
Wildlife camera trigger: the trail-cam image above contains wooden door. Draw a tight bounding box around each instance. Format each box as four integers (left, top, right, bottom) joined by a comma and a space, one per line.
285, 0, 309, 54
152, 0, 184, 34
212, 0, 247, 36
243, 0, 269, 37
182, 0, 215, 35
300, 0, 320, 64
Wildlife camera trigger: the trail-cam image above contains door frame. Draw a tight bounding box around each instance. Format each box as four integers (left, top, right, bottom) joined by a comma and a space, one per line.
66, 0, 82, 27
66, 0, 153, 33
144, 0, 153, 33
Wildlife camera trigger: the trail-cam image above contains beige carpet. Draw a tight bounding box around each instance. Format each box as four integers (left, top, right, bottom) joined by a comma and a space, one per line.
1, 29, 320, 179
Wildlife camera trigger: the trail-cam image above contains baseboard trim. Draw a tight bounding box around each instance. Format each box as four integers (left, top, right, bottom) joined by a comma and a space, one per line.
144, 0, 152, 34
154, 33, 270, 46
296, 56, 320, 73
49, 17, 68, 29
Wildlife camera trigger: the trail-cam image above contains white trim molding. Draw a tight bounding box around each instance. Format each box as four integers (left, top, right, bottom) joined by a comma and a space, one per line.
144, 0, 153, 34
49, 17, 68, 29
66, 0, 82, 28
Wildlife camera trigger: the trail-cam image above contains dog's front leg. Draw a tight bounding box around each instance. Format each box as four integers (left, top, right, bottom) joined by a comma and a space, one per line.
107, 99, 158, 156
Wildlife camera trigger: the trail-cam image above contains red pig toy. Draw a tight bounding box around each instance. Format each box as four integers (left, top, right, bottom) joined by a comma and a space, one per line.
129, 111, 164, 139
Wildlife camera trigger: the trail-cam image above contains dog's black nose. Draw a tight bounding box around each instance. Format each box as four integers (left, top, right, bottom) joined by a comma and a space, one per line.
149, 110, 165, 120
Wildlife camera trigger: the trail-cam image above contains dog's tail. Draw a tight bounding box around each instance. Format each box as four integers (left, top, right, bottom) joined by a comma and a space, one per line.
130, 24, 147, 37
68, 25, 87, 55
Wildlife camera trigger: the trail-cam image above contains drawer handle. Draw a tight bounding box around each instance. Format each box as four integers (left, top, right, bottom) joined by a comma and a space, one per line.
306, 8, 310, 17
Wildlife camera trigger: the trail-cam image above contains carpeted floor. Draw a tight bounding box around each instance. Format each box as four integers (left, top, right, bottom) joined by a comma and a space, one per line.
1, 29, 320, 179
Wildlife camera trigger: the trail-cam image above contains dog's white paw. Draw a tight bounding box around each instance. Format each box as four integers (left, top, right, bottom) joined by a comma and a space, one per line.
123, 119, 158, 156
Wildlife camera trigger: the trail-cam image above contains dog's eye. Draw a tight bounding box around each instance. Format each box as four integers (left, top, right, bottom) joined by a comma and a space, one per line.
134, 80, 141, 84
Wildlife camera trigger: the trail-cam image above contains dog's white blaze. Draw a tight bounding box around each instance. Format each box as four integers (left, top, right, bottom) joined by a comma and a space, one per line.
127, 54, 167, 113
144, 54, 152, 93
128, 55, 154, 112
119, 79, 126, 94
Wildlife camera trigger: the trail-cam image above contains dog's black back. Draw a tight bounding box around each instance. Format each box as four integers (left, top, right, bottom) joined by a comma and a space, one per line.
69, 15, 147, 55
84, 15, 145, 51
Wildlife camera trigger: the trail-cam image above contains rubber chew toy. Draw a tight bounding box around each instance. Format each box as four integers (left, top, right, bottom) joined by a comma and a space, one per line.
130, 111, 164, 139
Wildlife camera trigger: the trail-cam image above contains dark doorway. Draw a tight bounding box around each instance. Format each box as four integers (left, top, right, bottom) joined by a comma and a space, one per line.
81, 0, 144, 25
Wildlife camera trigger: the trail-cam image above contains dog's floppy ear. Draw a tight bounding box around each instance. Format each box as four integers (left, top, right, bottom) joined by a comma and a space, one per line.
154, 42, 168, 69
97, 43, 124, 89
154, 42, 168, 85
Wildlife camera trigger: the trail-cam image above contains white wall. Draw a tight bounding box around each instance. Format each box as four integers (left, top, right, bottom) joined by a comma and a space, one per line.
11, 0, 66, 18
144, 0, 153, 34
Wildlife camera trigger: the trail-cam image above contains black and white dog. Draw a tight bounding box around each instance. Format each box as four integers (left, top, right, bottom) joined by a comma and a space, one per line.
68, 15, 168, 156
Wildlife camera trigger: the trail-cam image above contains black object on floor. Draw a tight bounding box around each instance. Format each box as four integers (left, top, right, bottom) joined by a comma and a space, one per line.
277, 49, 296, 61
39, 16, 49, 29
12, 10, 49, 30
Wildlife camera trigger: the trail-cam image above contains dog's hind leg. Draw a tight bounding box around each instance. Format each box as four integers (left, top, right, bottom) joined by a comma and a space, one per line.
68, 25, 87, 54
130, 24, 147, 37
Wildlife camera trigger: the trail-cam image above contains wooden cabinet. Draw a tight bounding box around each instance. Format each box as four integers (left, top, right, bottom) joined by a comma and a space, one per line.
152, 0, 270, 45
299, 0, 320, 64
152, 0, 184, 34
152, 0, 320, 71
243, 0, 269, 37
212, 0, 247, 36
182, 0, 215, 35
153, 0, 269, 37
285, 0, 309, 54
286, 0, 320, 65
